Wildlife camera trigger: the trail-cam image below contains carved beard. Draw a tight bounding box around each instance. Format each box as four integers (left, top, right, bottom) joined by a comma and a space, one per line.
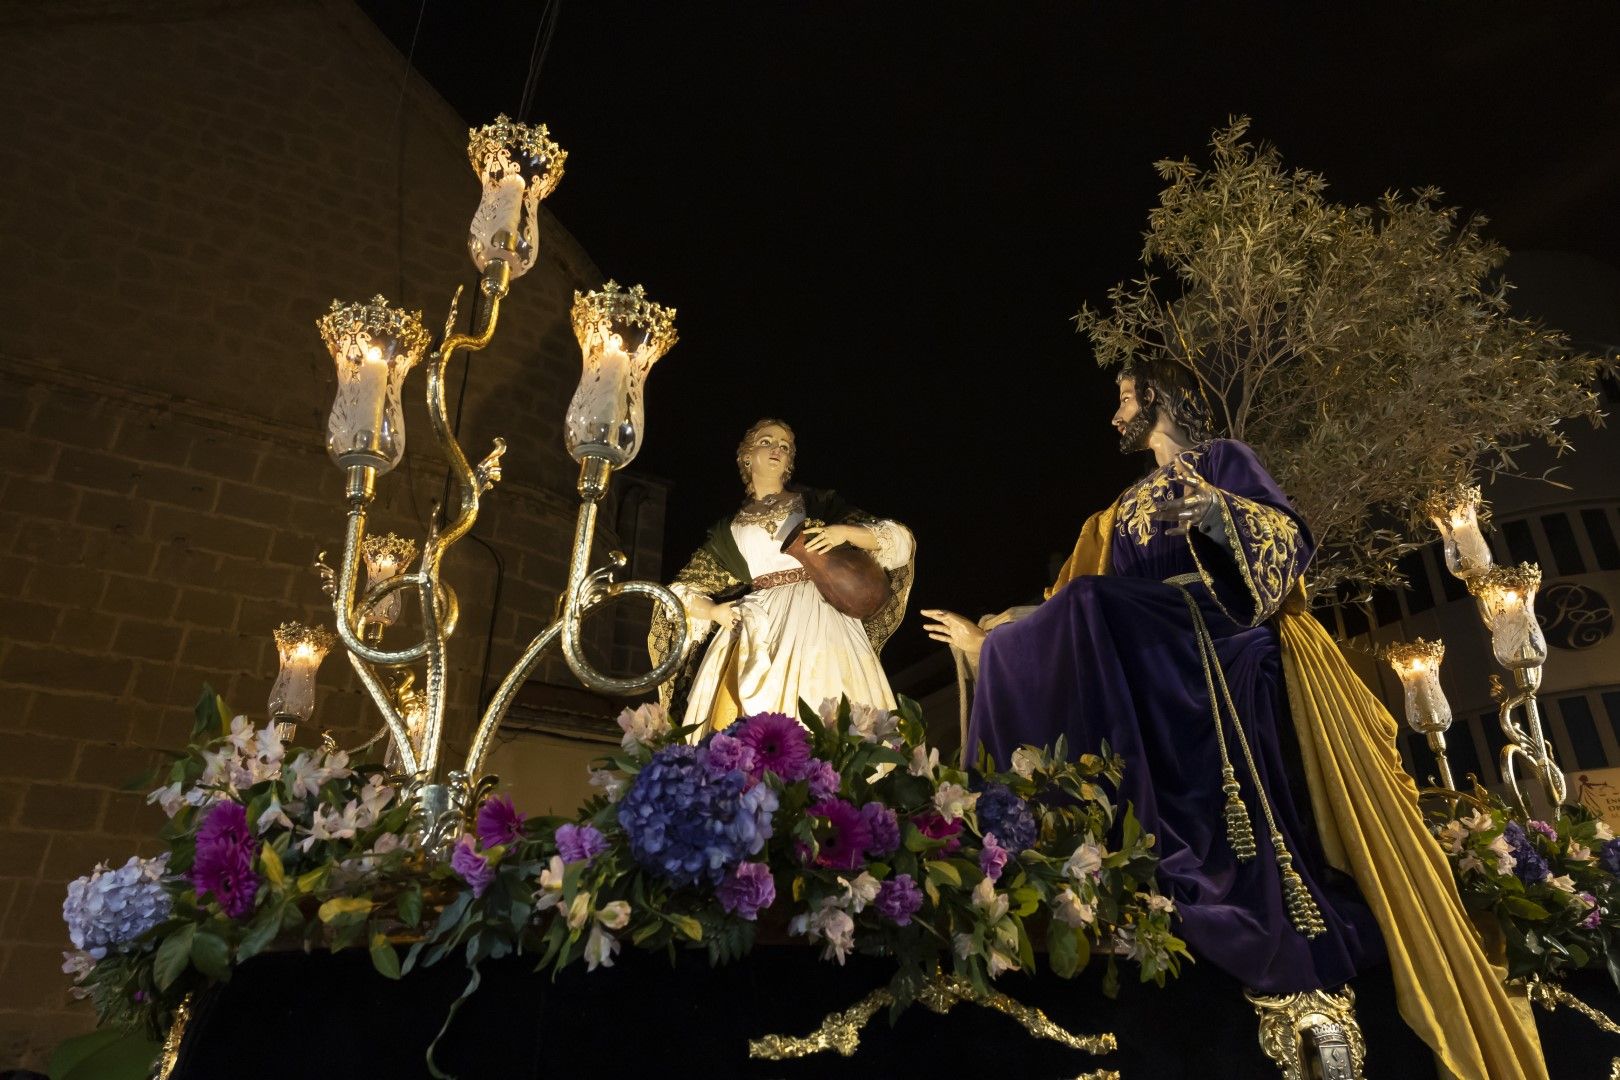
1118, 405, 1155, 454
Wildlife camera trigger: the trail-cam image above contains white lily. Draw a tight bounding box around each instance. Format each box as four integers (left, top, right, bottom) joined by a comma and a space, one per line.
584, 924, 620, 971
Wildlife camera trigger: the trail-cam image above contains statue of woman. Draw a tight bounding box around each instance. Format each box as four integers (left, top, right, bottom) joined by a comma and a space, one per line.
649, 418, 915, 733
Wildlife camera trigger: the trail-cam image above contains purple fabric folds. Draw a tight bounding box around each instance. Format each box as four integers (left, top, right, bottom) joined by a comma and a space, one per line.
966, 439, 1382, 993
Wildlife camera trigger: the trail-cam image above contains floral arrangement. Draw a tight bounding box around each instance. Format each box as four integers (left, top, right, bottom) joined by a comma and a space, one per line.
1432, 788, 1620, 984
64, 688, 1185, 1072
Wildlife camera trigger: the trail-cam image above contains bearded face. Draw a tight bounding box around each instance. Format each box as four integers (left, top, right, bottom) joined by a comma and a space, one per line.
1113, 378, 1156, 454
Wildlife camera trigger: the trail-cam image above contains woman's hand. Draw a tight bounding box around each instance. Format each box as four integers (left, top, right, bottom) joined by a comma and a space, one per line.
920, 608, 988, 662
710, 601, 739, 631
802, 524, 876, 554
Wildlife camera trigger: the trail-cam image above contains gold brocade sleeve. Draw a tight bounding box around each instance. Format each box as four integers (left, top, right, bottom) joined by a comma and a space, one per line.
1277, 609, 1547, 1080
648, 546, 743, 712
1185, 476, 1306, 627
1046, 504, 1117, 598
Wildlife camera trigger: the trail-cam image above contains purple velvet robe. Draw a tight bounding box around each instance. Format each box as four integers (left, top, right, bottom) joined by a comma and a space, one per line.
967, 439, 1382, 993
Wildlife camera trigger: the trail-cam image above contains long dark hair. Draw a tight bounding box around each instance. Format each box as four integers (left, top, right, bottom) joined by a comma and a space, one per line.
1119, 356, 1216, 443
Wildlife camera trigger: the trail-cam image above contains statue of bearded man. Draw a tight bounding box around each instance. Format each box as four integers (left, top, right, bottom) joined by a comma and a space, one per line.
923, 356, 1545, 1080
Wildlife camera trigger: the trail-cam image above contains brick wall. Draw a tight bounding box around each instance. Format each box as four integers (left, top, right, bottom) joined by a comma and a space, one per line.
0, 0, 663, 1066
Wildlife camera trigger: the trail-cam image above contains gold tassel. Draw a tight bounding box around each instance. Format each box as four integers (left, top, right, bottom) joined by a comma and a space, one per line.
1275, 843, 1326, 938
1223, 770, 1257, 860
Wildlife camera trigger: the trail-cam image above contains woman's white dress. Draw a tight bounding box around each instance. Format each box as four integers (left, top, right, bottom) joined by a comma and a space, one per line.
673, 500, 914, 731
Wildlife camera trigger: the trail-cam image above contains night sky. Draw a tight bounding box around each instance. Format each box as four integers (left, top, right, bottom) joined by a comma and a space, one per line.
359, 2, 1620, 671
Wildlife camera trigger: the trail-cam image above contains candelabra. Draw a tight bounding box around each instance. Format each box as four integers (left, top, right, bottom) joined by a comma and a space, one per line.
1469, 562, 1564, 810
283, 115, 688, 852
1382, 638, 1455, 791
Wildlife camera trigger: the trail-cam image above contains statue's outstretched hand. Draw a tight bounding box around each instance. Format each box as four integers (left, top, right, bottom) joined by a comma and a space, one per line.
1153, 459, 1216, 537
921, 608, 987, 662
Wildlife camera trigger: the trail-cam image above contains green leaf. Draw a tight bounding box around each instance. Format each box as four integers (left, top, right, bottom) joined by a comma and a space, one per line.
668, 914, 703, 941
190, 928, 231, 980
1015, 919, 1036, 973
1049, 922, 1080, 978
370, 931, 403, 980
1500, 896, 1552, 920
259, 842, 285, 890
236, 904, 284, 963
191, 683, 223, 741
51, 1028, 160, 1080
397, 885, 424, 929
926, 860, 962, 888
153, 923, 195, 991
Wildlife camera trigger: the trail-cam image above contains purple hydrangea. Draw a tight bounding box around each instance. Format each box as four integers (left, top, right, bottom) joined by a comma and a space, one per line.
873, 874, 924, 926
1601, 838, 1620, 875
1528, 820, 1558, 842
617, 744, 779, 887
63, 854, 172, 959
476, 794, 528, 849
975, 783, 1038, 853
1502, 822, 1550, 885
450, 836, 495, 898
979, 833, 1009, 882
707, 733, 758, 779
717, 862, 776, 921
735, 712, 813, 781
804, 759, 841, 801
861, 802, 900, 857
555, 823, 608, 864
190, 800, 258, 919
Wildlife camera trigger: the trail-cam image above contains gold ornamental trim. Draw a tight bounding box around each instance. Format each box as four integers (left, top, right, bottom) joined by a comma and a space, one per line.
467, 114, 567, 197
747, 972, 1115, 1071
1245, 986, 1365, 1080
571, 280, 678, 357
315, 296, 431, 360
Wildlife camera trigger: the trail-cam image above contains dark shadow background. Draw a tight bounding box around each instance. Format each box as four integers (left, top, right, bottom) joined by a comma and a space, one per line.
360, 1, 1620, 670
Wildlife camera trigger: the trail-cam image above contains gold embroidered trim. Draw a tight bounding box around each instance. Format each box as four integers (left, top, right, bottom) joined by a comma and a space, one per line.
752, 567, 811, 590
747, 972, 1116, 1065
1182, 463, 1304, 627
1117, 447, 1207, 546
155, 993, 193, 1080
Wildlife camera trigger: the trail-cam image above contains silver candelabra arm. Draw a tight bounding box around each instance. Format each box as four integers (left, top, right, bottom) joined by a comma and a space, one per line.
461, 457, 688, 779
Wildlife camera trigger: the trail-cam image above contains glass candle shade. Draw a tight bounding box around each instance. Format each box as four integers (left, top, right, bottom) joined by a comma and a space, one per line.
1423, 483, 1492, 580
386, 684, 429, 774
565, 282, 678, 467
268, 622, 337, 725
1383, 638, 1453, 735
1468, 563, 1548, 670
466, 115, 567, 280
361, 533, 417, 628
318, 297, 431, 474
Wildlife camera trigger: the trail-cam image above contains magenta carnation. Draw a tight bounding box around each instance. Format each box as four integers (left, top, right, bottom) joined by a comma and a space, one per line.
707, 733, 759, 779
808, 798, 872, 870
804, 759, 840, 800
912, 810, 963, 857
717, 861, 776, 921
476, 794, 527, 849
555, 823, 608, 864
736, 712, 812, 781
450, 836, 496, 898
190, 800, 258, 919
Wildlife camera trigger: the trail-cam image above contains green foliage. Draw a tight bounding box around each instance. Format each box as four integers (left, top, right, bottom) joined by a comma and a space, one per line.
1079, 117, 1616, 599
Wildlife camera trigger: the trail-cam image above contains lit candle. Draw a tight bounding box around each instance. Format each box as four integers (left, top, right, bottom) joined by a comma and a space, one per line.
268, 622, 337, 738
361, 533, 417, 628
564, 282, 677, 468
1384, 639, 1452, 733
1424, 483, 1492, 580
318, 297, 429, 474
1468, 563, 1547, 670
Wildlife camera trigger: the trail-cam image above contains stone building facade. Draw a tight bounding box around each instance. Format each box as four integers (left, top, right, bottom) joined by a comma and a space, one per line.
0, 0, 664, 1065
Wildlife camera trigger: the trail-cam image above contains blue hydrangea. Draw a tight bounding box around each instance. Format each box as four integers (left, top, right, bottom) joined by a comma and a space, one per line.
63, 854, 172, 959
976, 783, 1038, 853
617, 744, 779, 887
1601, 837, 1620, 876
1502, 821, 1549, 885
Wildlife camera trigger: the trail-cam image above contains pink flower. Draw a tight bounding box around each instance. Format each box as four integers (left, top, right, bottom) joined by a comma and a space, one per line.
979, 833, 1009, 882
807, 799, 872, 870
190, 801, 258, 919
912, 810, 963, 857
735, 712, 812, 781
450, 836, 495, 898
475, 794, 527, 849
555, 823, 608, 864
804, 759, 840, 800
717, 862, 776, 920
